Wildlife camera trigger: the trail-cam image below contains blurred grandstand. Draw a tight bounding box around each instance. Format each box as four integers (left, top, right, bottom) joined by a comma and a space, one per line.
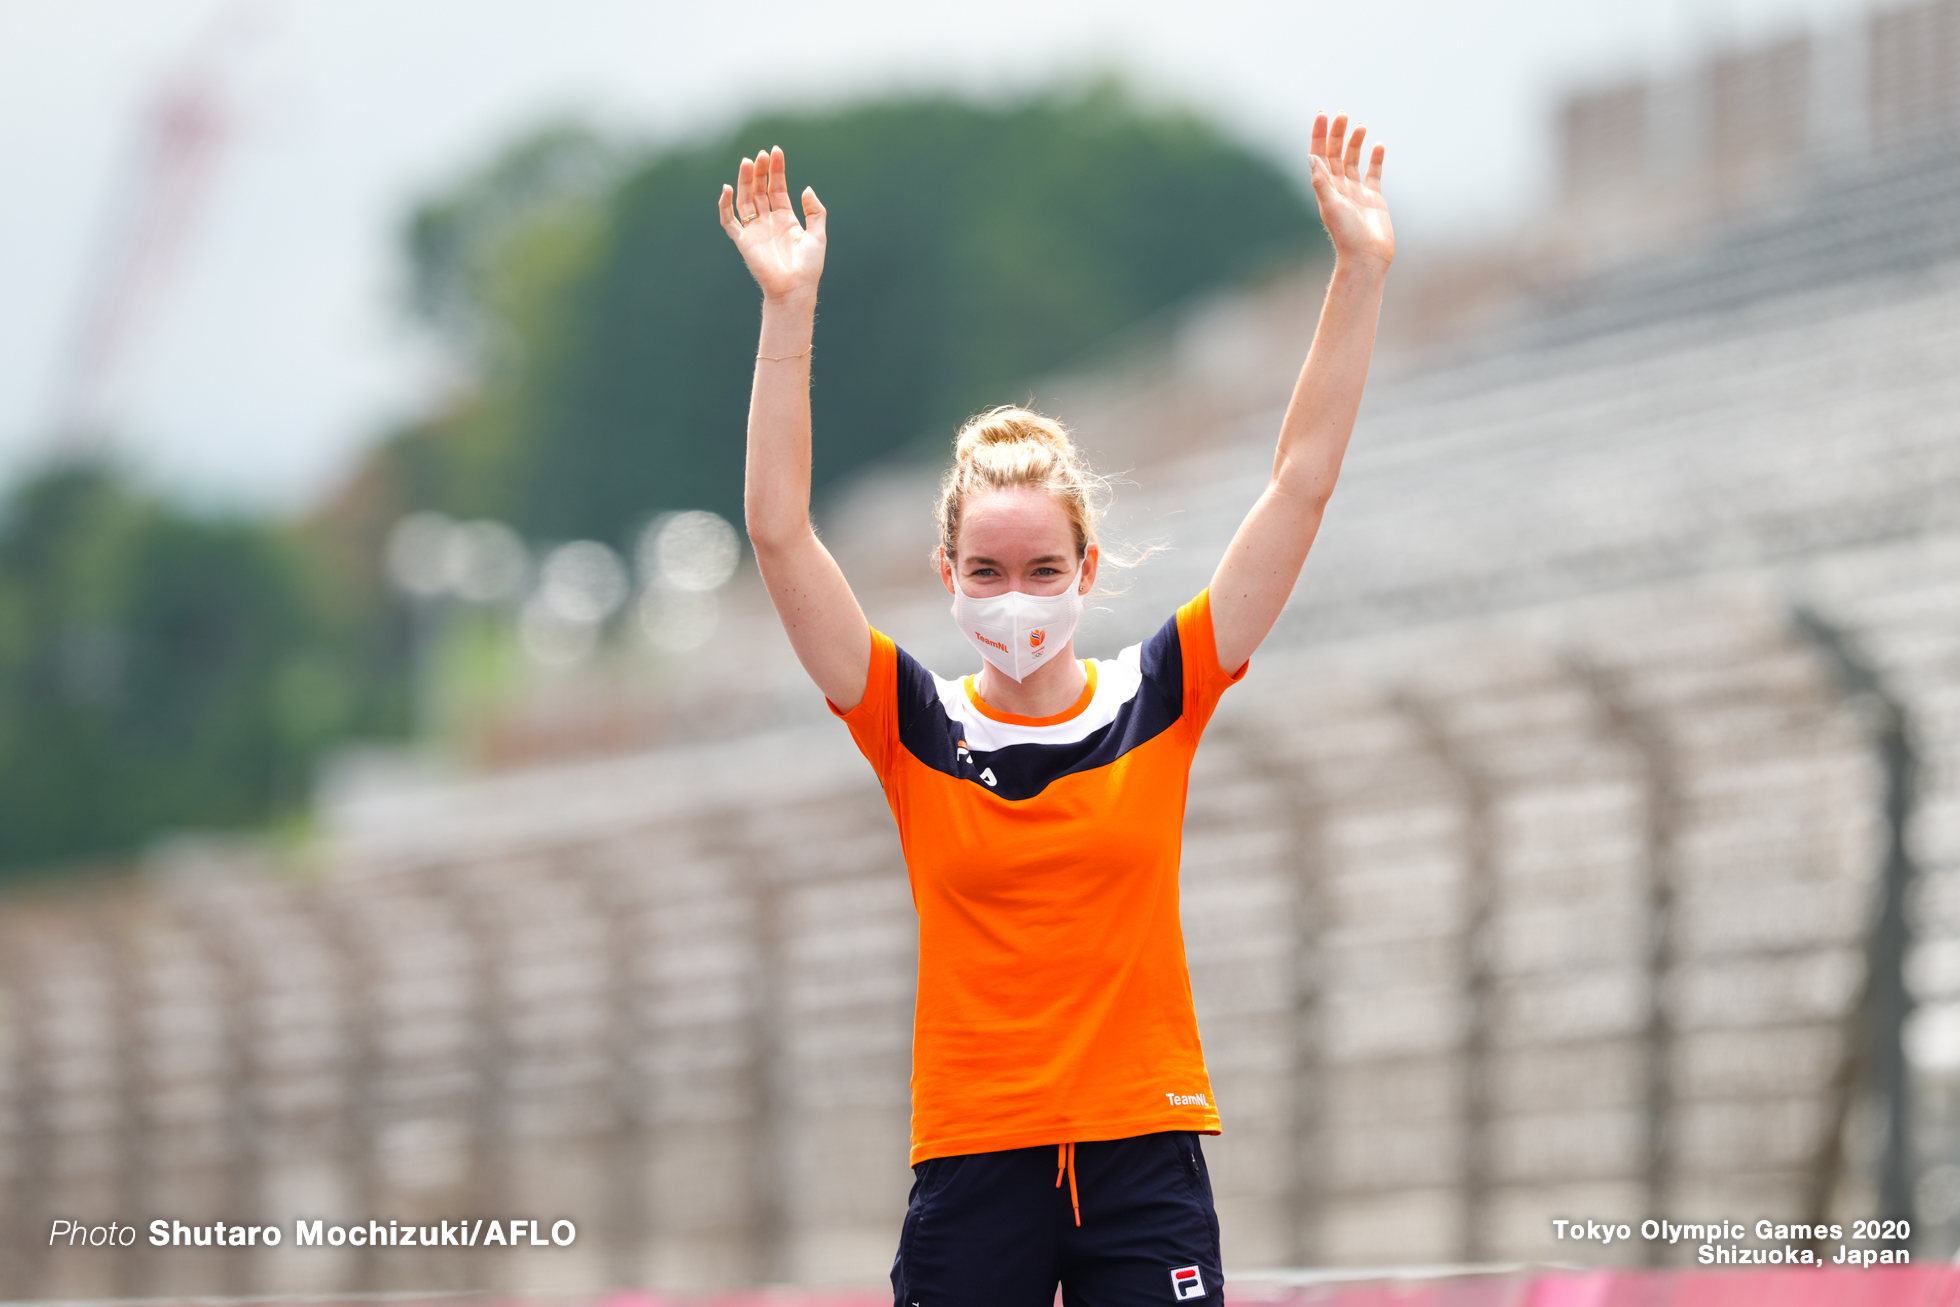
7, 1, 1960, 1298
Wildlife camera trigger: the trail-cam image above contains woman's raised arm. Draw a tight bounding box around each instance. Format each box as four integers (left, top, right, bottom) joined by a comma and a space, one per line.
720, 146, 873, 711
1208, 113, 1394, 673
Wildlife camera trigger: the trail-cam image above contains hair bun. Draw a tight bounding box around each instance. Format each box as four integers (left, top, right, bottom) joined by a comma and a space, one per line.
954, 406, 1076, 463
937, 405, 1106, 565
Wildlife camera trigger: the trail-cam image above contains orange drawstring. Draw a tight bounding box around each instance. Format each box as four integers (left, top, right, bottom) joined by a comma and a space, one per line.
1055, 1141, 1080, 1226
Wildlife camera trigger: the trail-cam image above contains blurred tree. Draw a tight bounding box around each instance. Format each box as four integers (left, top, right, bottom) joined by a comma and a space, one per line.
384, 82, 1318, 546
0, 465, 404, 880
369, 121, 619, 523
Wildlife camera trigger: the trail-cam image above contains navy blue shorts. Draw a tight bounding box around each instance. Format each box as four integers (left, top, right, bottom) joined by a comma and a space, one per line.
890, 1132, 1223, 1307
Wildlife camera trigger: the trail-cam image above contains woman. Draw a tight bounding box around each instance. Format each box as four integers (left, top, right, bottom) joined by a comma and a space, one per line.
719, 113, 1392, 1307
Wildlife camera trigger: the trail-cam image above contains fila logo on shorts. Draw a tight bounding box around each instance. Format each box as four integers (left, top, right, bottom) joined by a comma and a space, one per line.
1170, 1265, 1205, 1299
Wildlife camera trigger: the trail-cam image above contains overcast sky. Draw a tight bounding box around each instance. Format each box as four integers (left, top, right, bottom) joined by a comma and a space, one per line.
0, 0, 1869, 510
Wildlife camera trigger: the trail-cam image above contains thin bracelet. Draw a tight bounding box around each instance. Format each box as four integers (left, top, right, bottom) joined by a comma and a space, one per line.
757, 346, 812, 362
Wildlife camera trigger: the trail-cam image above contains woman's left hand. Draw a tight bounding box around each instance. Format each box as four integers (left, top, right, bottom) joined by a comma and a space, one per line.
1308, 112, 1394, 271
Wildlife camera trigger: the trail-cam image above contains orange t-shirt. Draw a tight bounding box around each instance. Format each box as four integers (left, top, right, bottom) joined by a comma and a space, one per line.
832, 589, 1246, 1164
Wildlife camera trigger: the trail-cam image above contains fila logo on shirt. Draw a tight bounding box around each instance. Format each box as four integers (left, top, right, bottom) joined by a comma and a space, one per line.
955, 740, 998, 788
1170, 1265, 1205, 1299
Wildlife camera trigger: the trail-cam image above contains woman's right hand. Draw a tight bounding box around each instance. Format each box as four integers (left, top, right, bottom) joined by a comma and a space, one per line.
719, 146, 826, 303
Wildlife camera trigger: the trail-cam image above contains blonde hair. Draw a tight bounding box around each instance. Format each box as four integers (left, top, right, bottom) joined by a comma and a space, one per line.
935, 406, 1107, 561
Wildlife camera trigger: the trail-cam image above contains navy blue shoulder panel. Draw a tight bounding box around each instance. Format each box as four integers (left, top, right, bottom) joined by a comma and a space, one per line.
892, 645, 960, 774
1137, 609, 1184, 707
890, 613, 1188, 801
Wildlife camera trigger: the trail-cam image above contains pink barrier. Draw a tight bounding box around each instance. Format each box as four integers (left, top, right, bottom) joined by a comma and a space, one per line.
1531, 1266, 1960, 1307
596, 1293, 891, 1307
1235, 1266, 1960, 1307
592, 1266, 1960, 1307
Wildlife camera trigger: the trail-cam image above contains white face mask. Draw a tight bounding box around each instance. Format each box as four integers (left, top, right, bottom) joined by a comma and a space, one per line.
950, 573, 1086, 682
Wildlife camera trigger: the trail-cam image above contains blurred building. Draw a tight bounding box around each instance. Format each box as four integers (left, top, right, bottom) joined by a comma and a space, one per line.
7, 2, 1960, 1297
1555, 0, 1960, 261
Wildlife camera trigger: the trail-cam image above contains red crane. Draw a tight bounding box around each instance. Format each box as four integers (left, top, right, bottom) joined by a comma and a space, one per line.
48, 2, 276, 453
